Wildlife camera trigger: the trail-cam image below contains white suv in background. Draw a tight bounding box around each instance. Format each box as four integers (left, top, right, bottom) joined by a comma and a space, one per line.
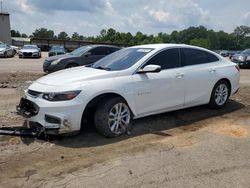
17, 44, 240, 137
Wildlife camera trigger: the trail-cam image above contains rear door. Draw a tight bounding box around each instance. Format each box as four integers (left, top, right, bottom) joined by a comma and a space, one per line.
180, 48, 220, 106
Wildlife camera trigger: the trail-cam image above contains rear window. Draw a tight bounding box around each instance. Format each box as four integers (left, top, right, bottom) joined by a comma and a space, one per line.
182, 48, 219, 66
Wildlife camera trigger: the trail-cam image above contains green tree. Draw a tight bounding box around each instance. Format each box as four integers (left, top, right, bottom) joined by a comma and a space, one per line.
58, 31, 69, 40
106, 28, 117, 42
233, 25, 250, 48
190, 38, 209, 48
11, 30, 21, 37
32, 28, 54, 38
21, 33, 28, 38
72, 32, 80, 40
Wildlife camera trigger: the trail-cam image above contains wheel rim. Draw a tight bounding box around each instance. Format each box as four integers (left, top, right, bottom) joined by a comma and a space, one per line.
214, 83, 228, 106
108, 103, 130, 134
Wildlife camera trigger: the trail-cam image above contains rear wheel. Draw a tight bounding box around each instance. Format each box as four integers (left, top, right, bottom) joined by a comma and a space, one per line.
209, 80, 230, 109
4, 52, 7, 58
94, 97, 131, 138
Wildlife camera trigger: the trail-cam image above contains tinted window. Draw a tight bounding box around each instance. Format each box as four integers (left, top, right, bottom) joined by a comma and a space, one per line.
107, 47, 120, 54
71, 46, 91, 56
90, 47, 108, 55
182, 48, 219, 66
144, 48, 181, 70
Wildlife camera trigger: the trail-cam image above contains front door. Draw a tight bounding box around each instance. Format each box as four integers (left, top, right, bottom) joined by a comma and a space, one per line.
132, 48, 185, 116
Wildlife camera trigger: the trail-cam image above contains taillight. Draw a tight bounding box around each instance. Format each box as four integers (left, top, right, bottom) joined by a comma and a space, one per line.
235, 65, 240, 72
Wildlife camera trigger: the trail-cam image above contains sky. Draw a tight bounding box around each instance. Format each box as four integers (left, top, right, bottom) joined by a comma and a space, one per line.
2, 0, 250, 36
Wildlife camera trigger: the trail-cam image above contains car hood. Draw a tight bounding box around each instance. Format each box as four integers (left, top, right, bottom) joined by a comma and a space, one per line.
34, 67, 118, 87
20, 49, 39, 53
233, 53, 248, 58
46, 53, 74, 62
0, 47, 6, 51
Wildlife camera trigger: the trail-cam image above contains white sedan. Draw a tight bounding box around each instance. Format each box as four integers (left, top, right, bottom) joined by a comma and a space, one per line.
17, 44, 240, 137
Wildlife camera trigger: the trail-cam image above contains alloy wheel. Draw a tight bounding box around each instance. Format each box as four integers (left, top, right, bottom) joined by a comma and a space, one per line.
108, 103, 130, 134
214, 83, 228, 106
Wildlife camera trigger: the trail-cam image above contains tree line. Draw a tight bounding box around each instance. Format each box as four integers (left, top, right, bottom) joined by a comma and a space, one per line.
11, 25, 250, 50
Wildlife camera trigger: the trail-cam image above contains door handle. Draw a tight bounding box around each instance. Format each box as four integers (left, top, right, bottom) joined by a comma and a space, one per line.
175, 73, 184, 78
209, 69, 216, 73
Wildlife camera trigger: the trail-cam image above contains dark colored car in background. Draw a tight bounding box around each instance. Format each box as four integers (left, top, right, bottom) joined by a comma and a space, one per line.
43, 45, 121, 73
48, 46, 67, 57
219, 50, 229, 57
232, 49, 250, 68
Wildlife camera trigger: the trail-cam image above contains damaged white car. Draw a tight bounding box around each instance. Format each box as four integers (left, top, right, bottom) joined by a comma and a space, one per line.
17, 44, 240, 137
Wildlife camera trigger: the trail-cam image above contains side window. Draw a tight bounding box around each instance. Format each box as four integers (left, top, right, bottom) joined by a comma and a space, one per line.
144, 48, 181, 70
182, 48, 219, 66
90, 47, 107, 55
107, 47, 120, 54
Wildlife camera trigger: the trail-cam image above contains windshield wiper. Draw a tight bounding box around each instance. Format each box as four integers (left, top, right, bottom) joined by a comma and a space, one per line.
93, 66, 111, 71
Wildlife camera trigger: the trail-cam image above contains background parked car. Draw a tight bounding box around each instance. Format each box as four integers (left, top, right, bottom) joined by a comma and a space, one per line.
231, 49, 250, 68
219, 50, 229, 57
43, 45, 121, 73
0, 43, 15, 58
48, 46, 67, 57
10, 45, 20, 55
19, 45, 41, 58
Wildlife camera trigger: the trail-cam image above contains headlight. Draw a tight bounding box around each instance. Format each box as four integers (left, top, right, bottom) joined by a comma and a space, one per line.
51, 59, 61, 65
42, 90, 81, 101
239, 56, 246, 61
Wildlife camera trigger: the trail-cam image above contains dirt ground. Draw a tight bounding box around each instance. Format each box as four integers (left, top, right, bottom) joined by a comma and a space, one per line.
0, 56, 250, 187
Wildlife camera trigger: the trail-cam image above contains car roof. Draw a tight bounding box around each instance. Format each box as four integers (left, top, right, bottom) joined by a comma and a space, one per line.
130, 43, 209, 51
85, 44, 121, 48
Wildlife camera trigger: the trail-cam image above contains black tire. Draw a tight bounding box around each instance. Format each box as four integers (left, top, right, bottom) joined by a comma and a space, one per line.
209, 80, 230, 109
4, 52, 7, 58
94, 97, 131, 138
66, 63, 79, 69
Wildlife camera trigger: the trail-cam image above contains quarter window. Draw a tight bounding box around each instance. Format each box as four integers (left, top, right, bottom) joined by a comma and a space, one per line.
144, 48, 181, 70
182, 48, 219, 66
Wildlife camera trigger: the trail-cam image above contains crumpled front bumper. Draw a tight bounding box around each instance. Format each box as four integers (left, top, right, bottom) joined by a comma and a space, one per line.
16, 95, 84, 135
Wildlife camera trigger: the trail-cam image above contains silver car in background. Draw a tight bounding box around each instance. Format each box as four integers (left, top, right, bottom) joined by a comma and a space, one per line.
0, 44, 15, 58
19, 45, 41, 58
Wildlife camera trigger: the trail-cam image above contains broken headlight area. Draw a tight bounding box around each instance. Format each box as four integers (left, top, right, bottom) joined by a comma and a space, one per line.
16, 98, 39, 118
42, 90, 81, 101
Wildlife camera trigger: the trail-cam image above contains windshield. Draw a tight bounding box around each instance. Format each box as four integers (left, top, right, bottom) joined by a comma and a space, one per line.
0, 44, 7, 48
51, 46, 64, 52
70, 46, 91, 56
92, 48, 153, 71
241, 49, 250, 55
23, 45, 38, 49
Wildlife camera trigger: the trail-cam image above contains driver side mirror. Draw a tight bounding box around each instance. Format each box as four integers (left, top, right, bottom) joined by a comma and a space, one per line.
85, 52, 92, 57
137, 64, 161, 74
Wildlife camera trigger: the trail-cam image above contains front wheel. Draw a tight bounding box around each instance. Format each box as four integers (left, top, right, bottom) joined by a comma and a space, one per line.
209, 80, 230, 109
94, 97, 131, 138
